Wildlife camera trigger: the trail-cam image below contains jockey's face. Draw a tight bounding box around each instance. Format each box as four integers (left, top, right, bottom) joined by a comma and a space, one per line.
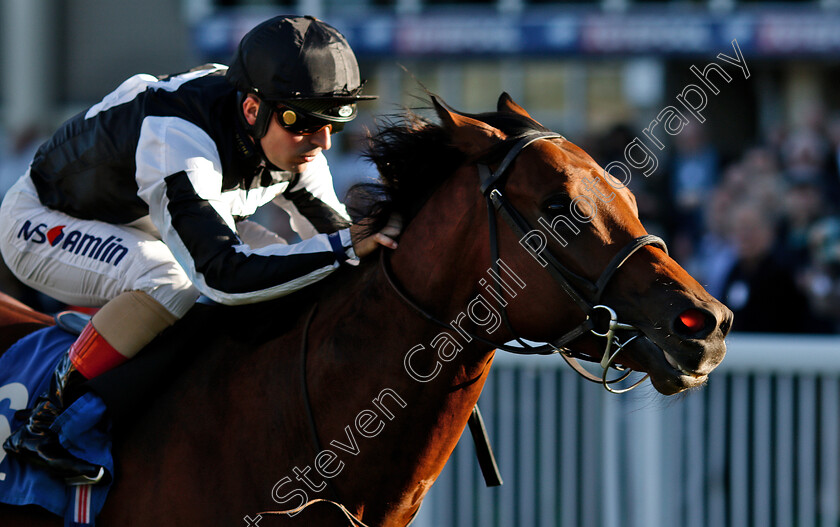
242, 95, 332, 173
261, 110, 332, 173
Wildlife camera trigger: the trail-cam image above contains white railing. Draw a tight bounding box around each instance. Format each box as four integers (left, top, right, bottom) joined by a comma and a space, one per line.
413, 333, 840, 527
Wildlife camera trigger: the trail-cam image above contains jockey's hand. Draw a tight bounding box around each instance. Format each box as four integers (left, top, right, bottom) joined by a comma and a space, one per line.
351, 213, 402, 259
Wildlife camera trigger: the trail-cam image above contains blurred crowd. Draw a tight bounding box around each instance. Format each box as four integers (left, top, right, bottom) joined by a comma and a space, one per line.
588, 109, 840, 334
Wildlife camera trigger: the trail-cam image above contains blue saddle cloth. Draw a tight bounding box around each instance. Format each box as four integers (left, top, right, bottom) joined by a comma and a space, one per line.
0, 326, 113, 526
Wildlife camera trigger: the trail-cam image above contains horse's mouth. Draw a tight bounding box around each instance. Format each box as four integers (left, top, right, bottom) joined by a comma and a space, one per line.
662, 350, 707, 379
659, 350, 709, 393
622, 334, 722, 395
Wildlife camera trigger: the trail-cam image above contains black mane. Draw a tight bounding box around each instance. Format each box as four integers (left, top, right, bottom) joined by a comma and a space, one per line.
346, 104, 550, 236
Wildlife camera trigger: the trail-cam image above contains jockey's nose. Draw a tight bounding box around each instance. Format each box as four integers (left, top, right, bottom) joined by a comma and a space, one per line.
310, 126, 331, 150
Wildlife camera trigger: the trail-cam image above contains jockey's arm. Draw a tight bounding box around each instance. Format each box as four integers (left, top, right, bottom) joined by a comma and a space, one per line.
270, 154, 351, 238
271, 154, 400, 258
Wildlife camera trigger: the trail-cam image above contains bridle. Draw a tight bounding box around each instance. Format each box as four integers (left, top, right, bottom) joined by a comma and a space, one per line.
381, 130, 669, 394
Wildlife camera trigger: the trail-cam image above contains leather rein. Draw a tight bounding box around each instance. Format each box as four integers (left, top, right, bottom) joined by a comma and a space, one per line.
380, 131, 669, 393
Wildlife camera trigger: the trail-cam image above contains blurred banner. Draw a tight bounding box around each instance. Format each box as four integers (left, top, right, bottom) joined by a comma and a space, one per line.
194, 9, 840, 59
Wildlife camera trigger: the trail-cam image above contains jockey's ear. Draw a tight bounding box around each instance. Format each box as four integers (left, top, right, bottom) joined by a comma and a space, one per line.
432, 96, 505, 156
497, 92, 533, 120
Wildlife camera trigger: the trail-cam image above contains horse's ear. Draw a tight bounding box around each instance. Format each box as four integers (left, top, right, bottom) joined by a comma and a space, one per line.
497, 92, 535, 120
432, 96, 505, 155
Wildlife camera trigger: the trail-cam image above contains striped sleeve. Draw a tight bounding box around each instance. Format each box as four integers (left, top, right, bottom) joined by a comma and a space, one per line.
272, 153, 356, 260
273, 154, 350, 229
134, 116, 350, 305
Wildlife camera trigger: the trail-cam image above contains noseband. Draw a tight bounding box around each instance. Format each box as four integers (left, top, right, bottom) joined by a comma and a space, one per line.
381, 131, 668, 393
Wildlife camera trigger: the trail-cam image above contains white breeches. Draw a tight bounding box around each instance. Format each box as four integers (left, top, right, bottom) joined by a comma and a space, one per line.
0, 174, 199, 318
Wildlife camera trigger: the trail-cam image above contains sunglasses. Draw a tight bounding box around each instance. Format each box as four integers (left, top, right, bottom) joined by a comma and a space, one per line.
271, 104, 346, 135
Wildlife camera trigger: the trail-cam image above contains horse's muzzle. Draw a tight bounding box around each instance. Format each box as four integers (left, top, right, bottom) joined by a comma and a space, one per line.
626, 303, 733, 395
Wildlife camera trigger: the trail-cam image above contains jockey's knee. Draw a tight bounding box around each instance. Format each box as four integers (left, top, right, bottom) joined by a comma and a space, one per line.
91, 289, 185, 359
135, 275, 199, 320
124, 245, 199, 320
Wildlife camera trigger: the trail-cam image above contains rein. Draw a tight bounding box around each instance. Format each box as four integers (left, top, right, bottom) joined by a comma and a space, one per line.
380, 131, 668, 393
264, 303, 376, 525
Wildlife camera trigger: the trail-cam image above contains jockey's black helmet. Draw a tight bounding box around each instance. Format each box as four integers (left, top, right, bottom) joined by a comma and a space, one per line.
226, 15, 376, 138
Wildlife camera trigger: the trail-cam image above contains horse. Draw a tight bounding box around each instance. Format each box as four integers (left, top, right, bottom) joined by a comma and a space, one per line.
0, 93, 732, 526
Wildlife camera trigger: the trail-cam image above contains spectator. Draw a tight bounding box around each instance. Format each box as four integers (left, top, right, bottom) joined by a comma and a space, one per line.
721, 200, 817, 333
667, 121, 720, 247
827, 114, 840, 200
777, 177, 825, 271
799, 216, 840, 330
686, 186, 737, 300
782, 127, 839, 203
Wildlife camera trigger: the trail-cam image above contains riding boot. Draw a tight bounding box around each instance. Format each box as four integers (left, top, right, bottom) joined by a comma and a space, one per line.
2, 323, 117, 482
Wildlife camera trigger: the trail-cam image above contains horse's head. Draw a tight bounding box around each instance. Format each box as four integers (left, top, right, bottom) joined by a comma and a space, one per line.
423, 93, 733, 395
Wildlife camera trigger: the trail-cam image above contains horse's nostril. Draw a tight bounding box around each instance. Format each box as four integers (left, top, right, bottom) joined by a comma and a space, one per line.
678, 309, 706, 333
719, 311, 733, 337
673, 308, 717, 339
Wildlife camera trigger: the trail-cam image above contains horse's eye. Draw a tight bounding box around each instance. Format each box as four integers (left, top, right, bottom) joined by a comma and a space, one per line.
542, 195, 571, 214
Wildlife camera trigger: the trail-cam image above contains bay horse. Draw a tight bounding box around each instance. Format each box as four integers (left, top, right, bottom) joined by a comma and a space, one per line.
0, 94, 732, 526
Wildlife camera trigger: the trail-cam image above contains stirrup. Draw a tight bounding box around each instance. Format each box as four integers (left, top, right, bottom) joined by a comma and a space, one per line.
55, 310, 92, 336
65, 466, 105, 486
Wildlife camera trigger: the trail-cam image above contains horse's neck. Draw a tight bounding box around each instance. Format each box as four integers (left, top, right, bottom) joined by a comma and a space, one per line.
302, 242, 497, 523
317, 256, 496, 396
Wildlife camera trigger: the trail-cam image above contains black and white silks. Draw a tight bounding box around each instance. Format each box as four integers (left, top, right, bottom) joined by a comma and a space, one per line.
27, 65, 355, 305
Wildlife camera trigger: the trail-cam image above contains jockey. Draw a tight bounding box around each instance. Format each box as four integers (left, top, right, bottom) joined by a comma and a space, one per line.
0, 15, 398, 481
